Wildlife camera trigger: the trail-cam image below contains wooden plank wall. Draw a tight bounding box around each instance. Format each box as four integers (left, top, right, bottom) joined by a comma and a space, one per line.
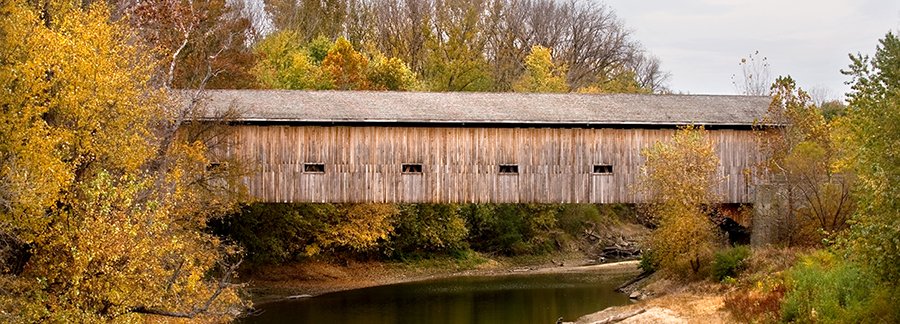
225, 125, 761, 204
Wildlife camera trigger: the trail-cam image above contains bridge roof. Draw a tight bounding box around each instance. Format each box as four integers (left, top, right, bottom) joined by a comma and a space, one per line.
196, 90, 771, 127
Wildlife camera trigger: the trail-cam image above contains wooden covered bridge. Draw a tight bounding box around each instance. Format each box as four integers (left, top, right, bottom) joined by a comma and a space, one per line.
202, 91, 769, 204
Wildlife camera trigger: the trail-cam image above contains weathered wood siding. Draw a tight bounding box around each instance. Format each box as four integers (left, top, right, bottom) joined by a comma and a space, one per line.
225, 125, 760, 204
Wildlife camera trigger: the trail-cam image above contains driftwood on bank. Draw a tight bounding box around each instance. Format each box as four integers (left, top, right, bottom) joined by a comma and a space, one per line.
589, 308, 647, 324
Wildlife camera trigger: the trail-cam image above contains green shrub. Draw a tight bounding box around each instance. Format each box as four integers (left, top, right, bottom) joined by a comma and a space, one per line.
712, 245, 751, 281
781, 251, 892, 323
639, 249, 658, 273
387, 204, 469, 257
462, 204, 525, 255
210, 203, 334, 264
461, 204, 566, 256
557, 204, 603, 236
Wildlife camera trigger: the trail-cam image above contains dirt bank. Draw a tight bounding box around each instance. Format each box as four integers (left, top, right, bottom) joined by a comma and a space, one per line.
568, 275, 734, 324
243, 256, 642, 305
569, 293, 729, 324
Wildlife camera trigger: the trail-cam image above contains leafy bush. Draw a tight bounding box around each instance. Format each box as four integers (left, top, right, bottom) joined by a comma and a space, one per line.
462, 204, 526, 255
557, 204, 603, 236
712, 245, 751, 281
211, 203, 330, 264
461, 204, 567, 256
781, 251, 893, 323
639, 249, 658, 273
387, 204, 469, 257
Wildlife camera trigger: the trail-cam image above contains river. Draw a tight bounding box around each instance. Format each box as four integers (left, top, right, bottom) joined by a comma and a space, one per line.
240, 271, 633, 324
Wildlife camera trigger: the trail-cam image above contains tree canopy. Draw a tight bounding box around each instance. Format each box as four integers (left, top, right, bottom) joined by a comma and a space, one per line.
512, 45, 569, 93
257, 0, 669, 93
842, 32, 900, 286
640, 126, 720, 275
0, 1, 247, 321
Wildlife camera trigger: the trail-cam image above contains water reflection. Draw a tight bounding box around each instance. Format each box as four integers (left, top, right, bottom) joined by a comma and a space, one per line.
242, 272, 632, 324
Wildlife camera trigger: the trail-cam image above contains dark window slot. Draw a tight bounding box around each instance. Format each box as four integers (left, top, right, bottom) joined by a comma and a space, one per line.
593, 164, 613, 174
402, 164, 423, 173
304, 163, 325, 173
499, 164, 518, 174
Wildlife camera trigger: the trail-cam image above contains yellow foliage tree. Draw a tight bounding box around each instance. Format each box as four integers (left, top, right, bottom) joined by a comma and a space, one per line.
641, 126, 720, 275
512, 45, 569, 93
0, 1, 247, 321
252, 30, 332, 89
311, 203, 399, 254
368, 53, 418, 91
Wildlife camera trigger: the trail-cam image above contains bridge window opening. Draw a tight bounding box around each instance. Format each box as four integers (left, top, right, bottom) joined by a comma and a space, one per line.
593, 164, 613, 174
402, 164, 423, 173
499, 164, 519, 174
304, 163, 325, 173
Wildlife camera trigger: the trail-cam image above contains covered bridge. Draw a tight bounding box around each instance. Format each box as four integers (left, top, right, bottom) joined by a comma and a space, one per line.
202, 90, 770, 204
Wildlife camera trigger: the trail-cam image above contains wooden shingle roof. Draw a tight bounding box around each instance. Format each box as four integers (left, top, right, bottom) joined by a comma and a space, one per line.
198, 90, 770, 127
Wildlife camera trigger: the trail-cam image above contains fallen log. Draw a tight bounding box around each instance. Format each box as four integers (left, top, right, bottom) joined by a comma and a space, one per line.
589, 308, 646, 324
615, 270, 653, 293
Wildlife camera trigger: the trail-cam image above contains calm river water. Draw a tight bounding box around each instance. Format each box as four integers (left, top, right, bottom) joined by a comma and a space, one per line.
240, 271, 633, 324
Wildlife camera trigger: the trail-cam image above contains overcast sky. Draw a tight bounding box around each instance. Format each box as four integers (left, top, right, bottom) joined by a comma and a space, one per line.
605, 0, 900, 99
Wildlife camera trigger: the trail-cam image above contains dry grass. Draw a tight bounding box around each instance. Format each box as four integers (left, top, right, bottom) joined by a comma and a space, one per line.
719, 246, 808, 323
723, 282, 786, 323
742, 246, 809, 278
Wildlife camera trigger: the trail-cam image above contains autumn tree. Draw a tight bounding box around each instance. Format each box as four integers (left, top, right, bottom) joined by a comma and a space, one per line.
263, 0, 670, 93
252, 33, 418, 91
0, 1, 247, 321
842, 31, 900, 287
368, 53, 418, 91
423, 0, 494, 91
307, 35, 333, 64
321, 36, 372, 90
252, 30, 332, 89
756, 76, 854, 245
640, 126, 720, 275
305, 203, 399, 256
580, 51, 670, 94
512, 45, 569, 93
118, 0, 258, 89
